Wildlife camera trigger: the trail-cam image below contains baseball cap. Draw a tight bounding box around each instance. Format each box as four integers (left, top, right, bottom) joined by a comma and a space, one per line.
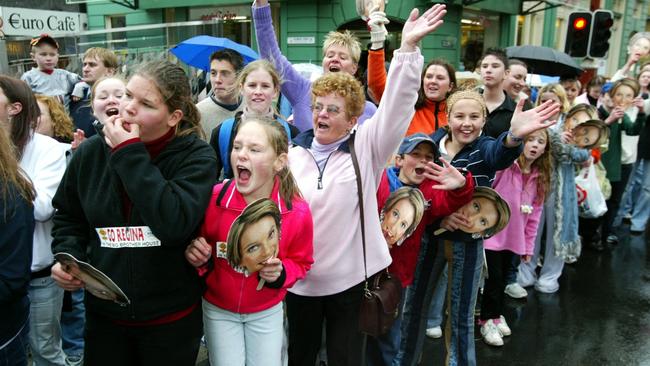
30, 34, 59, 49
398, 133, 436, 155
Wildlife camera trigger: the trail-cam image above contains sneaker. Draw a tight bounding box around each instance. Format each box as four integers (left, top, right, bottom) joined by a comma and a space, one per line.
497, 315, 511, 336
425, 326, 442, 339
504, 283, 528, 299
534, 279, 559, 293
606, 234, 619, 244
65, 355, 83, 366
564, 256, 578, 264
480, 319, 503, 346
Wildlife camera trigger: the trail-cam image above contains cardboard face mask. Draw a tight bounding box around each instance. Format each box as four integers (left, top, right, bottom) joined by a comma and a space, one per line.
612, 84, 636, 110
435, 187, 510, 238
356, 0, 385, 19
226, 198, 281, 276
381, 197, 417, 247
571, 119, 608, 149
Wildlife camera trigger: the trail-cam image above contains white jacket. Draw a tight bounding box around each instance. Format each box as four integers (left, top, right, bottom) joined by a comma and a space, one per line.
19, 133, 67, 272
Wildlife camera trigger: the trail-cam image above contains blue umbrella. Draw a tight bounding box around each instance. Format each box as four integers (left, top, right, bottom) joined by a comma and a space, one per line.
170, 35, 259, 71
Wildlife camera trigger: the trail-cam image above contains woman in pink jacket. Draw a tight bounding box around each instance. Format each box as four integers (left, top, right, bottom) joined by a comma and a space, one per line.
479, 128, 552, 347
185, 117, 314, 366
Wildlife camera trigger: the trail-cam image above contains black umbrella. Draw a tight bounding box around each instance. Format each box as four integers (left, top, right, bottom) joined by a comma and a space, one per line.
506, 45, 583, 77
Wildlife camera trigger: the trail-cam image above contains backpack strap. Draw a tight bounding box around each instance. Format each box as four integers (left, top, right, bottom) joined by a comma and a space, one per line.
218, 117, 236, 177
215, 179, 234, 207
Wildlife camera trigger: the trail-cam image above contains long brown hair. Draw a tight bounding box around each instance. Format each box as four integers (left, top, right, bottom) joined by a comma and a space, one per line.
0, 126, 35, 217
518, 128, 553, 204
415, 59, 457, 109
234, 117, 302, 207
133, 60, 204, 139
0, 76, 39, 159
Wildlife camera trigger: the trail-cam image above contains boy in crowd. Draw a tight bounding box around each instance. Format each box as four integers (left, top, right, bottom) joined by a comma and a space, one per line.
21, 34, 80, 109
196, 49, 244, 140
479, 48, 516, 138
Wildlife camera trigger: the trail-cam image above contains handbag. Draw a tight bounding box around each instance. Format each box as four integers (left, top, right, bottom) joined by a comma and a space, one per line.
575, 162, 608, 218
348, 131, 403, 337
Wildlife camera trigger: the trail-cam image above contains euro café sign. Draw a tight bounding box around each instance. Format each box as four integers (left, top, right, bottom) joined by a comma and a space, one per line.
0, 7, 85, 37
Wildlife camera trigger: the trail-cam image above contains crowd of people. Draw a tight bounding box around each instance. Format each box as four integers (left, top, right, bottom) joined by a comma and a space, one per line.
1, 2, 649, 366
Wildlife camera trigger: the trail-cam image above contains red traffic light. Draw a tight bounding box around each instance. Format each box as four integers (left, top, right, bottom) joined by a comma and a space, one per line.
573, 17, 588, 30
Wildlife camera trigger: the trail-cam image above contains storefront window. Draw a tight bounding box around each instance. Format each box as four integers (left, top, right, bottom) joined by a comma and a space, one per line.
460, 9, 500, 72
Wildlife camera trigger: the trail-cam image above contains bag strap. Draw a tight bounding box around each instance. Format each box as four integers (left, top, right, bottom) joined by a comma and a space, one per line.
348, 131, 369, 284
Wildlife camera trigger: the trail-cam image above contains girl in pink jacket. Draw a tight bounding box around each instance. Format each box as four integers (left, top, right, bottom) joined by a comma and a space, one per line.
479, 128, 552, 347
185, 117, 314, 366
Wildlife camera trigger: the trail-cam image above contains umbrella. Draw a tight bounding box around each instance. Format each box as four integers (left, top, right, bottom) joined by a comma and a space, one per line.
506, 45, 582, 77
170, 35, 258, 71
526, 73, 560, 87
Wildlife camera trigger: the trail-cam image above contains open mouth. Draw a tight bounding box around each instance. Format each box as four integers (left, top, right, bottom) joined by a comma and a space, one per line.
328, 65, 341, 72
317, 122, 329, 131
415, 167, 425, 175
237, 166, 252, 184
106, 108, 119, 117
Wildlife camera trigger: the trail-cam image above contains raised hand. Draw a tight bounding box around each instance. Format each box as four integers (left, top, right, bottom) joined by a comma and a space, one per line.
605, 106, 625, 125
254, 0, 269, 7
185, 237, 212, 268
103, 115, 140, 148
71, 129, 86, 151
259, 257, 283, 283
634, 96, 645, 111
439, 211, 470, 232
400, 4, 446, 52
560, 130, 573, 144
507, 98, 559, 146
368, 7, 389, 50
423, 158, 467, 191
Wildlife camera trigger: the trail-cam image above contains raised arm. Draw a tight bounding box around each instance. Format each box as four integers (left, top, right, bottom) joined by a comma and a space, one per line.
360, 4, 446, 171
252, 0, 313, 132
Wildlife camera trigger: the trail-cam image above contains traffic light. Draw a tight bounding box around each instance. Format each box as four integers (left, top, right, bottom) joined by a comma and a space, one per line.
589, 10, 614, 58
565, 11, 592, 57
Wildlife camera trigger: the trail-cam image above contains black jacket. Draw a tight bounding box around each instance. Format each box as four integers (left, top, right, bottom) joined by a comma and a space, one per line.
52, 132, 217, 321
482, 91, 516, 139
0, 185, 34, 345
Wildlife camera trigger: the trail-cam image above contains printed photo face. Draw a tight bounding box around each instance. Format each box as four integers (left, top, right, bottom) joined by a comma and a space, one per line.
457, 197, 499, 235
239, 216, 279, 274
381, 197, 417, 246
612, 85, 635, 110
564, 110, 591, 132
573, 125, 601, 148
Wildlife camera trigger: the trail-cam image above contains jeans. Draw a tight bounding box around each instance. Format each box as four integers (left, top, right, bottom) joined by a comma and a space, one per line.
286, 282, 365, 366
0, 322, 29, 366
28, 276, 66, 366
427, 263, 448, 329
61, 289, 85, 359
615, 159, 650, 231
203, 300, 283, 366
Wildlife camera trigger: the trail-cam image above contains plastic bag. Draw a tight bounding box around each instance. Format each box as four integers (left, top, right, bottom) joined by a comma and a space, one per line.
575, 163, 607, 218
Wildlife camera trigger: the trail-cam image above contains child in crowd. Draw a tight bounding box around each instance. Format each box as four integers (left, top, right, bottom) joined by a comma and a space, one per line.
480, 129, 552, 346
480, 48, 516, 138
21, 34, 80, 109
575, 76, 605, 107
185, 117, 314, 366
560, 77, 582, 107
397, 90, 559, 366
536, 83, 571, 126
209, 60, 299, 180
519, 104, 597, 292
368, 133, 474, 365
35, 95, 75, 144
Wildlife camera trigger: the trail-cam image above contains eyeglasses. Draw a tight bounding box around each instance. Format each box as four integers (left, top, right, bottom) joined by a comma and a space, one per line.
311, 104, 341, 116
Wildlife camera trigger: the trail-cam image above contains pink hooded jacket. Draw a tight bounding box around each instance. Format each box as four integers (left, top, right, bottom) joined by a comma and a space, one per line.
483, 162, 544, 256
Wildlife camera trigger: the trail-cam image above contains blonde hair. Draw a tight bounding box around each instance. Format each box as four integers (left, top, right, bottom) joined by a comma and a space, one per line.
311, 72, 365, 119
446, 90, 487, 120
322, 30, 362, 64
35, 95, 74, 142
381, 187, 426, 242
90, 75, 127, 114
473, 187, 511, 238
536, 83, 570, 114
226, 198, 281, 270
234, 117, 302, 207
83, 47, 118, 70
234, 59, 282, 114
609, 78, 640, 98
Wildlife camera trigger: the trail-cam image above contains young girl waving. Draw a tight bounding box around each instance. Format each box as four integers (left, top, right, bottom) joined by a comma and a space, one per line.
479, 129, 552, 346
185, 117, 314, 366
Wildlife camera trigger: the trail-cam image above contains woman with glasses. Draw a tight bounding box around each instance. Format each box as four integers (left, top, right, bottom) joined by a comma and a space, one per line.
284, 5, 447, 365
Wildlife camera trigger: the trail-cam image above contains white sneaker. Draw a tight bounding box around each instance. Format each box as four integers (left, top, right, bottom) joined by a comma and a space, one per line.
425, 326, 442, 339
504, 283, 528, 299
480, 319, 503, 346
497, 315, 511, 336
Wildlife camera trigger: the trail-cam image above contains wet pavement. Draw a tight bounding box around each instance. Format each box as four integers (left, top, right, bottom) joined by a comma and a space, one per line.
422, 227, 650, 366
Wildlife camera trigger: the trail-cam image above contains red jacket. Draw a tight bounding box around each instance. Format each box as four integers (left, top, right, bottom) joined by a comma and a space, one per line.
200, 178, 314, 314
376, 169, 474, 286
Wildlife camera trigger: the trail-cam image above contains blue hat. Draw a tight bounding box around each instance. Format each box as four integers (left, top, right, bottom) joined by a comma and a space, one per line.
398, 133, 436, 155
